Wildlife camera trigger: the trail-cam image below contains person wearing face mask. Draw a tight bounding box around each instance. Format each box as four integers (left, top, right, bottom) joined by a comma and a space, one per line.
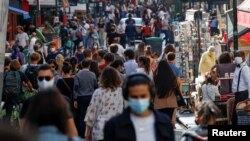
104, 73, 174, 141
46, 43, 61, 62
181, 101, 220, 141
74, 46, 84, 62
107, 25, 120, 46
19, 65, 79, 137
110, 59, 126, 80
199, 46, 217, 76
231, 51, 250, 125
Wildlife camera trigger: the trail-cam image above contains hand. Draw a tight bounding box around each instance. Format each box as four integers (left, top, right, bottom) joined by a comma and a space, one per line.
85, 126, 92, 141
86, 133, 92, 141
73, 101, 78, 109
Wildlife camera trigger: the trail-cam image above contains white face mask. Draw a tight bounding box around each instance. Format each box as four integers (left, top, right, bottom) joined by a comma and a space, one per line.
234, 57, 243, 64
38, 79, 55, 90
51, 48, 56, 52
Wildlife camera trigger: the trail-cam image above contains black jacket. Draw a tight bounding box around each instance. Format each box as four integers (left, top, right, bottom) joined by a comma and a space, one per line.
104, 108, 175, 141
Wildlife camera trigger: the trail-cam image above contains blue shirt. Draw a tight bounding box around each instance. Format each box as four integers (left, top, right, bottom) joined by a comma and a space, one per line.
169, 64, 180, 77
211, 19, 218, 28
124, 60, 138, 76
39, 126, 82, 141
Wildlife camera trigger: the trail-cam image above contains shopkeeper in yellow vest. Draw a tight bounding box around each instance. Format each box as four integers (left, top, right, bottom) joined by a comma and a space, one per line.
199, 46, 216, 76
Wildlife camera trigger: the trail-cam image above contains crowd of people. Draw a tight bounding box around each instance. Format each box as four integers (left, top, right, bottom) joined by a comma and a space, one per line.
2, 33, 225, 141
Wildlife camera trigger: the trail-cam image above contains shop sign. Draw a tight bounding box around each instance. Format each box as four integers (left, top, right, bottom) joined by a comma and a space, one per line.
211, 0, 229, 4
28, 0, 56, 6
238, 11, 250, 28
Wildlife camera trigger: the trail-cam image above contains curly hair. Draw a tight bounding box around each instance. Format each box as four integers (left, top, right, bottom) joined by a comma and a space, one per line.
99, 67, 122, 91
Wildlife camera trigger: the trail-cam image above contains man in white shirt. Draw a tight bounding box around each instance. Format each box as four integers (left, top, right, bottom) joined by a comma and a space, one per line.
231, 51, 250, 125
161, 13, 170, 45
109, 38, 125, 57
28, 32, 37, 53
15, 26, 29, 48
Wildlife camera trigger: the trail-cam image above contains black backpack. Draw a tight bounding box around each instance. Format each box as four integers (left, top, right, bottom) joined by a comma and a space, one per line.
4, 71, 22, 96
25, 65, 39, 90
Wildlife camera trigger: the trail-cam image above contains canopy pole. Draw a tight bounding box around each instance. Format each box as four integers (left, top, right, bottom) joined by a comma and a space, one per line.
233, 0, 238, 52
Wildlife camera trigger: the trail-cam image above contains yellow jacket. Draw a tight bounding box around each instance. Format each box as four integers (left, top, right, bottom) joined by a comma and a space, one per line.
199, 51, 216, 75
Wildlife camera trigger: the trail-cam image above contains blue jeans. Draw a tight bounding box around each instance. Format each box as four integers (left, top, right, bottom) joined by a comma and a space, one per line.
82, 35, 87, 48
127, 35, 135, 46
155, 31, 161, 37
162, 29, 170, 45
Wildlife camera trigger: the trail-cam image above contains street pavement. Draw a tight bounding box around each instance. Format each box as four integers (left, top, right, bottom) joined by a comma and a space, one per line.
175, 112, 196, 141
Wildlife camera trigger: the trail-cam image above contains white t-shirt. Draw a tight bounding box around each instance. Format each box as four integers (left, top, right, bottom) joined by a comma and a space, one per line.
136, 68, 154, 81
158, 10, 165, 19
130, 113, 156, 141
28, 37, 37, 53
109, 43, 125, 57
15, 32, 29, 47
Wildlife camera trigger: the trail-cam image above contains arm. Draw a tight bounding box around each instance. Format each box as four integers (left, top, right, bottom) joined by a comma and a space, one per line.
25, 33, 29, 47
21, 72, 33, 90
85, 125, 92, 141
198, 54, 206, 74
73, 76, 80, 108
242, 67, 250, 97
177, 77, 182, 93
66, 117, 78, 136
84, 91, 99, 139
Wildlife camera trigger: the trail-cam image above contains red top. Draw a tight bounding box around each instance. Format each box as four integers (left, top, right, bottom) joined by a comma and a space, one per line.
98, 61, 110, 72
223, 33, 228, 44
22, 0, 29, 12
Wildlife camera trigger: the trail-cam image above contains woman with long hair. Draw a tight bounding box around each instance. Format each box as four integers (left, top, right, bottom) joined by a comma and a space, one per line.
56, 62, 74, 102
136, 56, 153, 81
97, 17, 105, 48
85, 67, 124, 141
135, 42, 145, 61
154, 59, 179, 127
23, 88, 82, 141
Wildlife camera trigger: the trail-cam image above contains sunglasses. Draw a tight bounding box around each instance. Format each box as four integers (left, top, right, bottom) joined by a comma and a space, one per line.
38, 76, 53, 81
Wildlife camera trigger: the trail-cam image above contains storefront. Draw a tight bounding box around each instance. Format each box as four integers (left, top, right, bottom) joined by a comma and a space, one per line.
7, 0, 30, 41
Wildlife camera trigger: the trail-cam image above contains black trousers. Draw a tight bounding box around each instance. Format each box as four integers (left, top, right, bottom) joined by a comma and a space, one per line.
158, 108, 175, 121
231, 90, 248, 125
76, 95, 92, 138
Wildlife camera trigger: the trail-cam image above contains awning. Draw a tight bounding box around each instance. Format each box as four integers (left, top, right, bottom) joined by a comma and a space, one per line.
8, 6, 30, 19
237, 0, 250, 28
226, 9, 248, 40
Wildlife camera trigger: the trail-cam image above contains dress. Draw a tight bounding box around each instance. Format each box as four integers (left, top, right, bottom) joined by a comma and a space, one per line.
85, 87, 124, 140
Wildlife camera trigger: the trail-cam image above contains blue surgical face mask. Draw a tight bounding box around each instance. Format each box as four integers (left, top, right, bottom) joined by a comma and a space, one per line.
128, 98, 150, 114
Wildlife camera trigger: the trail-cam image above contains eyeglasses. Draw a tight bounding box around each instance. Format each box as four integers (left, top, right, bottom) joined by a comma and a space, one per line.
38, 76, 53, 81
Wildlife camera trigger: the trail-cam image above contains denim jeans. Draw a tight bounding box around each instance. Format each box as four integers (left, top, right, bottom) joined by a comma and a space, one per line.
82, 35, 87, 48
162, 29, 170, 45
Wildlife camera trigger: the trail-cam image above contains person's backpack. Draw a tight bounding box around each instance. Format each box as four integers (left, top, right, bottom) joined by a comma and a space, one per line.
25, 65, 39, 90
4, 71, 22, 97
76, 29, 83, 40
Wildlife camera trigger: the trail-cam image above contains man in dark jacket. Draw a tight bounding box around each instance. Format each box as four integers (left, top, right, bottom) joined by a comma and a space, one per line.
125, 21, 137, 46
104, 73, 174, 141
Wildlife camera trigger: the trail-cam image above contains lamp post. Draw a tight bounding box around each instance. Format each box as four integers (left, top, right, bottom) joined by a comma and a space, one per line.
233, 0, 238, 51
56, 0, 58, 14
36, 0, 41, 26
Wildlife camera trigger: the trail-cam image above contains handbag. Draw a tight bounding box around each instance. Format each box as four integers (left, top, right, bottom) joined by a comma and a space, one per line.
61, 78, 73, 100
174, 86, 187, 107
